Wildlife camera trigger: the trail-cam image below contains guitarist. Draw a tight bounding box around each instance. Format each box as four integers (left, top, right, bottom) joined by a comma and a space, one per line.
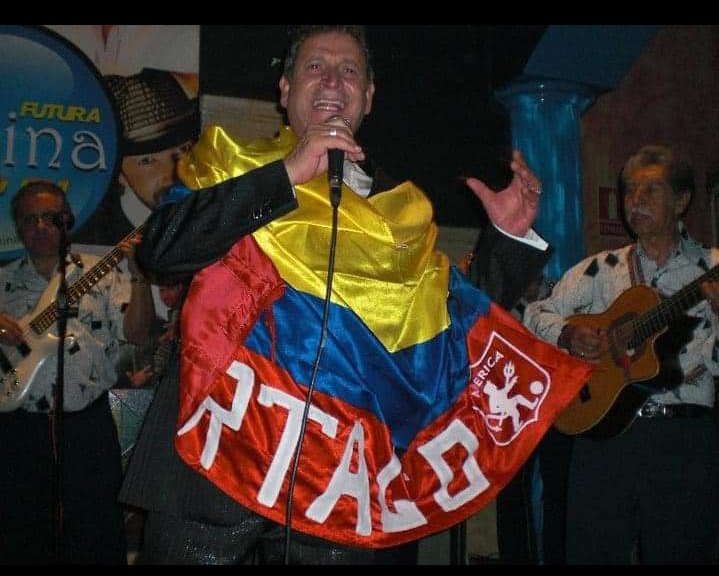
0, 181, 155, 564
524, 145, 719, 564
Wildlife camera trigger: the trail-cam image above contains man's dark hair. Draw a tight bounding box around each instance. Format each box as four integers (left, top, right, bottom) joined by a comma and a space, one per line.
283, 25, 374, 82
11, 180, 73, 223
620, 145, 695, 199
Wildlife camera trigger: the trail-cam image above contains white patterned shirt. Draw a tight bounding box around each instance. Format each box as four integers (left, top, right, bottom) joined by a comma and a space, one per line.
524, 224, 719, 407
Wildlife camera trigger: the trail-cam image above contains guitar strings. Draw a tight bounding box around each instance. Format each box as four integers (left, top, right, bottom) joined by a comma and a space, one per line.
13, 225, 146, 346
606, 270, 715, 354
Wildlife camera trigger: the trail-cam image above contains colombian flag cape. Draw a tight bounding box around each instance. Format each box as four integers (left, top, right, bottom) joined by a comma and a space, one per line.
174, 126, 592, 548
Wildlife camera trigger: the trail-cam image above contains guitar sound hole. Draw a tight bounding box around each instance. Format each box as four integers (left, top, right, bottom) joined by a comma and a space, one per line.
579, 385, 591, 403
0, 349, 12, 373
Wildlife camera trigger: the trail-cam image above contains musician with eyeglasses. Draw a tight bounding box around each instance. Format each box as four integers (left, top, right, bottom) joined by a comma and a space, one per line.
524, 145, 719, 564
0, 180, 154, 564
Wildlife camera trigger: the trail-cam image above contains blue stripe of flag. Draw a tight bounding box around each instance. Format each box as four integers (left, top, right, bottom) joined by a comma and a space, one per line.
245, 267, 492, 450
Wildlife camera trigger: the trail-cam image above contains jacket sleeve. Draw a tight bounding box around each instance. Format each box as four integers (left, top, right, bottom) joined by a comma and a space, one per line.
469, 224, 551, 309
136, 160, 297, 284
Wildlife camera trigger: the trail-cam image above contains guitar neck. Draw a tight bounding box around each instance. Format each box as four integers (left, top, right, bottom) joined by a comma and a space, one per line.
633, 264, 719, 346
29, 225, 146, 335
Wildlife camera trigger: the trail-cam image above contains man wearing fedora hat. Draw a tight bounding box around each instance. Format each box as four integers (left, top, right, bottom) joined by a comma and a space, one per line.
72, 68, 200, 247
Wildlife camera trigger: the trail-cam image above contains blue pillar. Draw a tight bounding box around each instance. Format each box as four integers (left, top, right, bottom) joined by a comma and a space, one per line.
496, 77, 595, 565
496, 77, 595, 281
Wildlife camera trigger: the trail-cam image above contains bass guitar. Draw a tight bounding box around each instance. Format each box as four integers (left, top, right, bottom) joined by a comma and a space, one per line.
0, 225, 144, 412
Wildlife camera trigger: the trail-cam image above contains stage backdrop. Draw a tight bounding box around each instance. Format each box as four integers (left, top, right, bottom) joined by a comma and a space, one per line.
0, 25, 120, 260
0, 25, 200, 465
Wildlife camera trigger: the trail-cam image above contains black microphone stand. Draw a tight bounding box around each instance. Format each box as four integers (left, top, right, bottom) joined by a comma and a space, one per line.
283, 163, 343, 564
449, 520, 467, 564
51, 221, 77, 564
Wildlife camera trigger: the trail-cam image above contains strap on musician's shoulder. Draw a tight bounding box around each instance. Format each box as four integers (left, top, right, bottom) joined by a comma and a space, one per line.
69, 253, 84, 269
628, 245, 644, 286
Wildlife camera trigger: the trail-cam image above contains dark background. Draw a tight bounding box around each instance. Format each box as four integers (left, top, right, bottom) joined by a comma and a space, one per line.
200, 25, 547, 227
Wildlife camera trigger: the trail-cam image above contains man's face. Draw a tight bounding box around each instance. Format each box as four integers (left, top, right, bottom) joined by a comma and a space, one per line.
623, 164, 689, 240
119, 140, 194, 208
15, 191, 65, 258
278, 31, 375, 136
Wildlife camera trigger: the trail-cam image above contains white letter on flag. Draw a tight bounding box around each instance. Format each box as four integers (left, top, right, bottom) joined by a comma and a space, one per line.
377, 454, 427, 532
176, 360, 255, 470
256, 385, 338, 507
305, 421, 371, 535
417, 419, 489, 511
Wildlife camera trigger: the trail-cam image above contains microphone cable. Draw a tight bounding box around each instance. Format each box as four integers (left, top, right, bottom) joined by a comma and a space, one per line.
283, 179, 342, 564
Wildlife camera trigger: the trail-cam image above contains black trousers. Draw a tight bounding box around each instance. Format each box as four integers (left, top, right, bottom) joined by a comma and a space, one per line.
566, 412, 719, 564
496, 428, 573, 564
0, 394, 127, 564
140, 510, 417, 565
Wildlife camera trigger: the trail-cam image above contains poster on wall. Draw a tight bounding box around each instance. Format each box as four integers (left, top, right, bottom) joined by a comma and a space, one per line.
43, 25, 200, 249
0, 24, 120, 261
597, 185, 627, 237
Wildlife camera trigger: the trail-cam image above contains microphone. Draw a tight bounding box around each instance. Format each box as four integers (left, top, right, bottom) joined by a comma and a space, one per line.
327, 148, 344, 208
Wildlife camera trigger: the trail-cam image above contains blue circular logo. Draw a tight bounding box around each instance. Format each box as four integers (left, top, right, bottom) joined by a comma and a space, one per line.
0, 25, 119, 260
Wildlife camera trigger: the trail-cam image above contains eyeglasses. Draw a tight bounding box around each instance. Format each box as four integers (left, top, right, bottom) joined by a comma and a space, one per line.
17, 211, 67, 228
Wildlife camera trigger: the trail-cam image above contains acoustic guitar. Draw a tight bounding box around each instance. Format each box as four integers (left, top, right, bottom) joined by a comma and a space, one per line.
554, 265, 718, 438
